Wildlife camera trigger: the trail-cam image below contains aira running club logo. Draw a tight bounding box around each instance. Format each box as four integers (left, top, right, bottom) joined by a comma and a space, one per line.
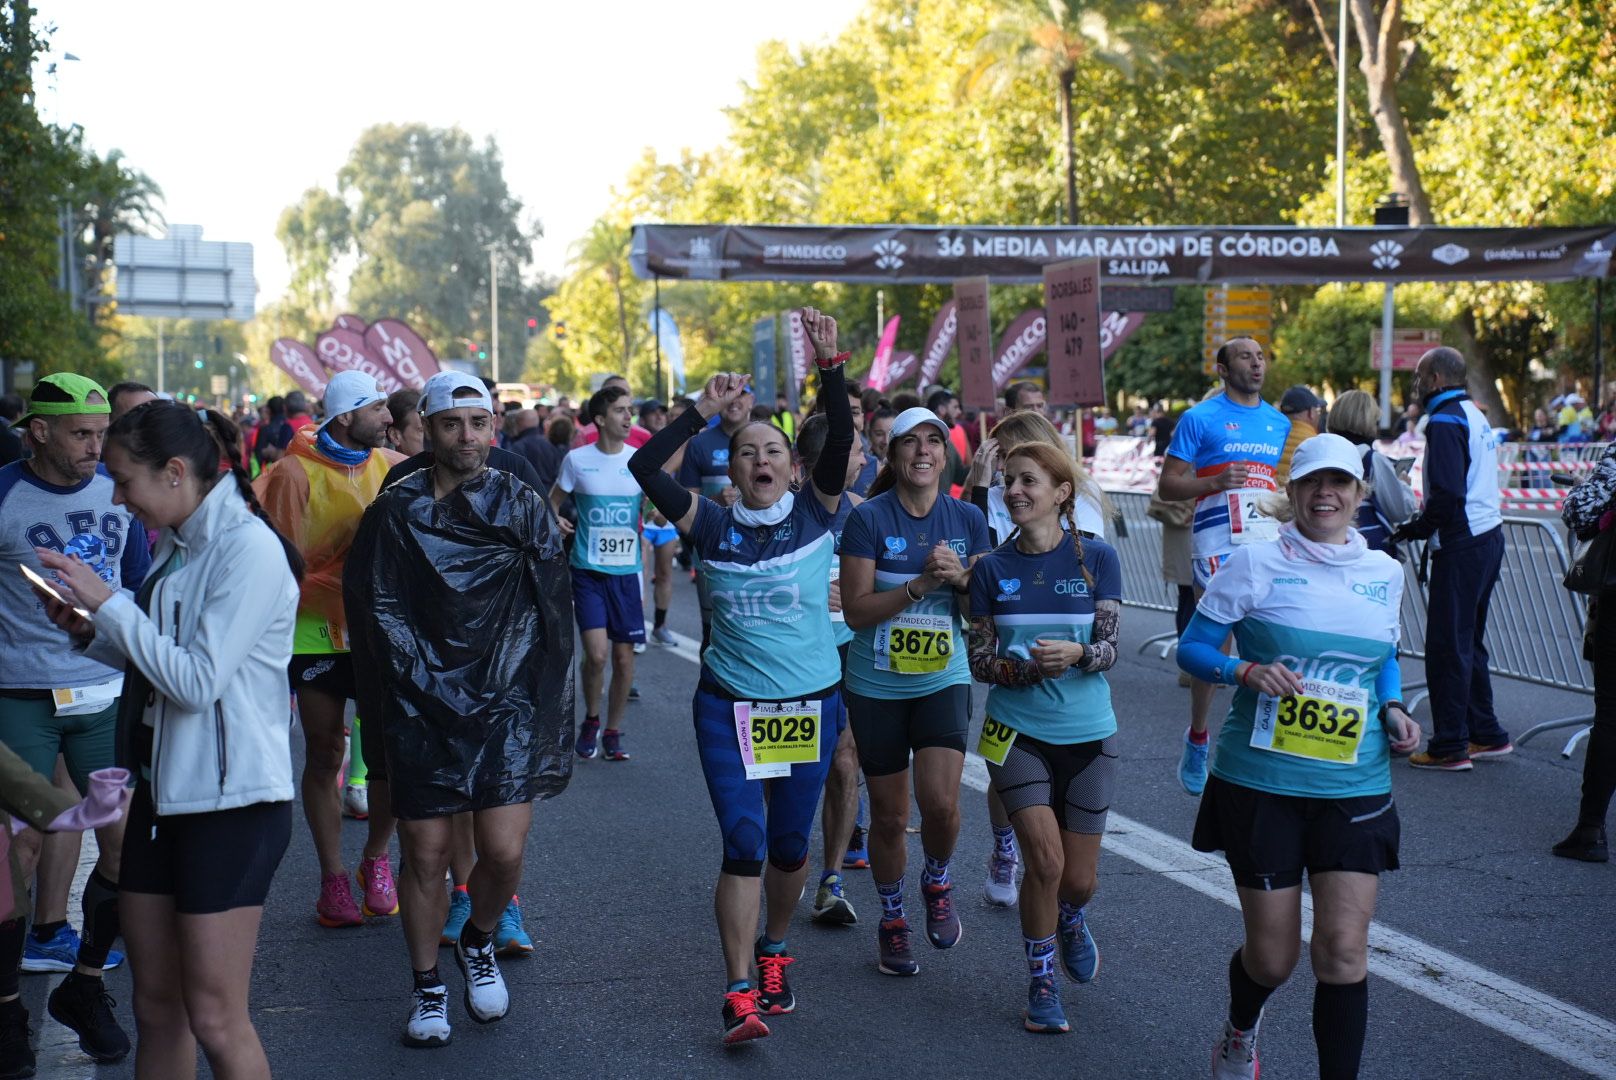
996, 577, 1022, 601
1352, 580, 1391, 606
884, 536, 908, 557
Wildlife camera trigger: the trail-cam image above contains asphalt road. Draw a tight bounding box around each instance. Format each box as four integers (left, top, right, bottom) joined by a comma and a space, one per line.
22, 570, 1616, 1079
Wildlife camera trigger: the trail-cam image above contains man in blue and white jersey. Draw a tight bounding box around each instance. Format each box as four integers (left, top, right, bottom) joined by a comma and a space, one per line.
1157, 338, 1290, 795
1394, 346, 1510, 771
553, 384, 646, 763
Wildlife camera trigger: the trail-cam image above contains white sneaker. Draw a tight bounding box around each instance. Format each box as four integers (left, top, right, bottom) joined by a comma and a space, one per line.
1211, 1015, 1261, 1079
455, 937, 509, 1022
985, 851, 1019, 907
633, 641, 647, 654
342, 782, 369, 819
402, 986, 451, 1047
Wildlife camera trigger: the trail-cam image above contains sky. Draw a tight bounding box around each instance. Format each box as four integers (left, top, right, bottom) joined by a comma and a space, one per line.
31, 0, 868, 310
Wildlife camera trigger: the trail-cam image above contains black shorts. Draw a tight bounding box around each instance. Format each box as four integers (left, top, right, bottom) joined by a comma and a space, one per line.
288, 653, 356, 701
1191, 774, 1400, 891
988, 732, 1117, 834
120, 783, 292, 914
845, 684, 971, 777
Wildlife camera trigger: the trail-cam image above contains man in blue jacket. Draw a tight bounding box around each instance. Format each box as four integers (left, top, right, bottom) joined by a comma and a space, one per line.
1394, 347, 1511, 770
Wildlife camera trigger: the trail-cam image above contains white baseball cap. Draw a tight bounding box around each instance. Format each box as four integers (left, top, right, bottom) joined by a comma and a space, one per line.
318, 371, 386, 431
1288, 433, 1364, 482
420, 371, 494, 418
889, 406, 951, 442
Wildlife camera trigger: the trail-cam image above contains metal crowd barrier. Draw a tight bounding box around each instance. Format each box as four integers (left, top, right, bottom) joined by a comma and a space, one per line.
1104, 490, 1595, 756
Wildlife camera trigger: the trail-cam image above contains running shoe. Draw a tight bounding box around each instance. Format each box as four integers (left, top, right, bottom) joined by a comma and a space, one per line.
440, 888, 472, 945
1552, 824, 1609, 862
602, 730, 631, 762
921, 881, 962, 949
633, 641, 646, 654
575, 718, 601, 759
651, 626, 677, 646
811, 873, 858, 926
342, 781, 369, 819
0, 1003, 33, 1079
1023, 975, 1070, 1034
842, 825, 870, 870
316, 871, 364, 928
753, 940, 796, 1015
1408, 750, 1473, 771
46, 973, 129, 1063
877, 917, 919, 976
984, 851, 1019, 908
721, 989, 769, 1044
401, 985, 451, 1048
1211, 1015, 1262, 1080
628, 683, 642, 700
495, 898, 534, 955
454, 935, 509, 1023
1468, 740, 1514, 760
22, 925, 124, 973
358, 855, 400, 917
1059, 909, 1100, 984
1178, 731, 1210, 795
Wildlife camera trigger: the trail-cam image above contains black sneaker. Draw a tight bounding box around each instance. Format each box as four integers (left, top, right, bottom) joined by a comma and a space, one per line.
753, 939, 796, 1014
0, 1002, 34, 1080
47, 973, 129, 1063
877, 917, 919, 976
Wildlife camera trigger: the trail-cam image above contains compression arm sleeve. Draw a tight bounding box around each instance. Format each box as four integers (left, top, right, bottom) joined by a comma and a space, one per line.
629, 405, 706, 524
1177, 611, 1245, 685
1375, 644, 1403, 704
811, 363, 854, 498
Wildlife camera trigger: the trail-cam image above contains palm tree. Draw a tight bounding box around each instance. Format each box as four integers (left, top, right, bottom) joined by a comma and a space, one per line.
71, 148, 165, 322
958, 1, 1163, 225
570, 219, 633, 368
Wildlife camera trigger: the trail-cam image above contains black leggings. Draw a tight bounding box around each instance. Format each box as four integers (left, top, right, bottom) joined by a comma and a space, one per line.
1581, 595, 1616, 828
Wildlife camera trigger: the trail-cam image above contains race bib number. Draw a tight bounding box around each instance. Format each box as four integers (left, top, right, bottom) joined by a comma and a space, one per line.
875, 611, 954, 675
976, 715, 1018, 766
590, 526, 639, 567
1251, 678, 1369, 765
52, 676, 123, 718
327, 619, 350, 652
1228, 488, 1280, 545
733, 701, 822, 780
829, 564, 845, 624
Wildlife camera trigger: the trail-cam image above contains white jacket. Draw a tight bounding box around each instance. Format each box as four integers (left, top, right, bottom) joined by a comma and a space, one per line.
85, 478, 299, 816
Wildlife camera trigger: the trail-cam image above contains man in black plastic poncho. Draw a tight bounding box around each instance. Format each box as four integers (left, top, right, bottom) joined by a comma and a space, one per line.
345, 372, 574, 1050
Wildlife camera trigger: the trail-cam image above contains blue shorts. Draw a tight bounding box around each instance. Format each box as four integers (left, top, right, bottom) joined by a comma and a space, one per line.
571, 568, 646, 643
693, 676, 845, 877
642, 524, 679, 548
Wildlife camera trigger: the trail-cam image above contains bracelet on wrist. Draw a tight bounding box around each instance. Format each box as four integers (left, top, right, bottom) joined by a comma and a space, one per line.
1236, 661, 1253, 687
815, 351, 852, 370
904, 579, 922, 603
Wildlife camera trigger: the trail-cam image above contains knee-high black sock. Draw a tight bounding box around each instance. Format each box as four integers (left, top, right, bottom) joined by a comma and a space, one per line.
77, 870, 119, 970
0, 918, 24, 998
1228, 948, 1278, 1030
1313, 978, 1369, 1080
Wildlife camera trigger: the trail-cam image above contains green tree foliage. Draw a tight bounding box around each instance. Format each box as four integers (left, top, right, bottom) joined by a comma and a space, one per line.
274, 124, 549, 372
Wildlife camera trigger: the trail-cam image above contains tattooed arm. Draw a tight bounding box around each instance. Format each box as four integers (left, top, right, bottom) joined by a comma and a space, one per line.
968, 614, 1043, 688
1077, 599, 1120, 673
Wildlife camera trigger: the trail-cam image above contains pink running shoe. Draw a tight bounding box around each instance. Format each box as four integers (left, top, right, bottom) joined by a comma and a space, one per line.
358, 856, 400, 917
316, 871, 363, 928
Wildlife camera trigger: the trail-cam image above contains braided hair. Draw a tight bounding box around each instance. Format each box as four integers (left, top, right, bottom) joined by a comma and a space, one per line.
1001, 442, 1094, 589
107, 401, 305, 581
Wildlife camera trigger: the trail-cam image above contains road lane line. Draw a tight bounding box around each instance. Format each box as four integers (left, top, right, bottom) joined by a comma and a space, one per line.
652, 624, 1616, 1077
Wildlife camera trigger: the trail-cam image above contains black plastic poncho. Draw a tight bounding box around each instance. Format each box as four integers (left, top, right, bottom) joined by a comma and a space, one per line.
344, 466, 574, 820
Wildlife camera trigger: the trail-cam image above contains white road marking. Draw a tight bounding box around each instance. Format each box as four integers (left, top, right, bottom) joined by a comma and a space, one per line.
654, 624, 1616, 1077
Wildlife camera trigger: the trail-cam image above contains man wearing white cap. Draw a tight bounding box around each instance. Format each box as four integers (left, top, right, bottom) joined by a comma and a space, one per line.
259, 370, 404, 930
345, 372, 574, 1048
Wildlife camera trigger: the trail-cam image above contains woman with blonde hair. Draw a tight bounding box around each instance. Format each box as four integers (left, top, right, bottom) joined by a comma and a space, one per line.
1326, 390, 1416, 555
963, 408, 1112, 907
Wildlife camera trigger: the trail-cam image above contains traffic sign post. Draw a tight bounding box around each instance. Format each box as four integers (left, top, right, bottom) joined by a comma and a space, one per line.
1203, 285, 1273, 375
1371, 328, 1442, 371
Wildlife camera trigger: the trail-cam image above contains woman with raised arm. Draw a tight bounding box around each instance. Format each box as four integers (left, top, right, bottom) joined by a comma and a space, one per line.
967, 442, 1122, 1034
627, 309, 854, 1047
34, 401, 303, 1080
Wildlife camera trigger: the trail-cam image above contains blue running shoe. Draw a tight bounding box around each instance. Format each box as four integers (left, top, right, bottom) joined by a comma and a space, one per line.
439, 889, 471, 947
1023, 976, 1070, 1033
1178, 731, 1209, 796
22, 926, 123, 974
495, 897, 533, 956
842, 825, 869, 870
575, 718, 601, 760
1059, 909, 1100, 984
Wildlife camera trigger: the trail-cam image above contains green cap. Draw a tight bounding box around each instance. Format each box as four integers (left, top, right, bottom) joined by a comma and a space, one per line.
17, 373, 111, 426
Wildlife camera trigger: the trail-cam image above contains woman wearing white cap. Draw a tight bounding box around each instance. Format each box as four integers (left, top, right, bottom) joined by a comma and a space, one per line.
1176, 433, 1420, 1080
839, 406, 991, 975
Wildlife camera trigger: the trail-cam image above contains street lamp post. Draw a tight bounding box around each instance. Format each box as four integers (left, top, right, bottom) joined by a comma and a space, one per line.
487, 245, 501, 384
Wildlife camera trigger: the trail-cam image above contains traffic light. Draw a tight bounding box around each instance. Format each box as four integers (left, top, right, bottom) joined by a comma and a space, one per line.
526, 317, 538, 338
478, 349, 487, 360
193, 359, 204, 369
552, 321, 567, 342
